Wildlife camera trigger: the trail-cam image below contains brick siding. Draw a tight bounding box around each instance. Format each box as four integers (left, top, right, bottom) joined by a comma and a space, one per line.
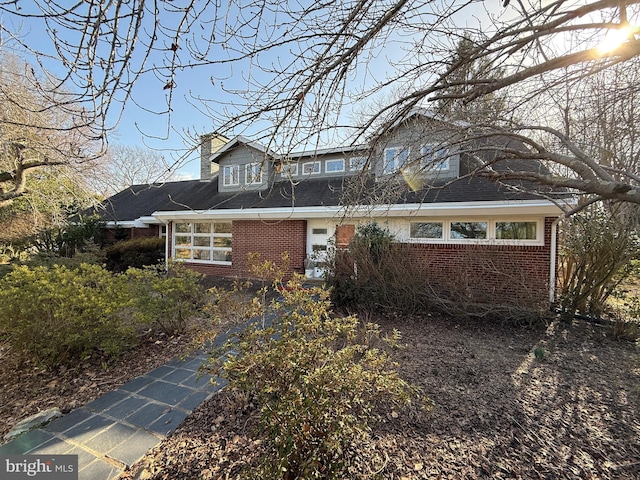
398, 217, 555, 306
171, 220, 307, 279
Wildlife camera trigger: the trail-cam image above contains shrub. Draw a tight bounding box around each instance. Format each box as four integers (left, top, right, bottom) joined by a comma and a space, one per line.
125, 263, 205, 335
0, 263, 135, 369
204, 275, 422, 479
105, 236, 165, 272
558, 203, 640, 319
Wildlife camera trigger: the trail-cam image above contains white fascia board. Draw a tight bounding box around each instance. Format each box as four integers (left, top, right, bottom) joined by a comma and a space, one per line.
152, 200, 563, 222
104, 216, 162, 229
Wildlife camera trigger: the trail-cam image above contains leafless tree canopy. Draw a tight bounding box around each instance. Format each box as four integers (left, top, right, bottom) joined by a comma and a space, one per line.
2, 0, 639, 207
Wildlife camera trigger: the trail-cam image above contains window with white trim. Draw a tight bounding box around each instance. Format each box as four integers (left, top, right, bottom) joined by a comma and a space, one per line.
496, 221, 537, 240
302, 161, 321, 175
173, 222, 232, 263
405, 219, 542, 244
280, 163, 298, 176
410, 222, 443, 239
349, 156, 367, 171
450, 221, 487, 240
420, 145, 450, 171
383, 147, 410, 174
245, 163, 263, 184
325, 158, 345, 173
222, 165, 239, 186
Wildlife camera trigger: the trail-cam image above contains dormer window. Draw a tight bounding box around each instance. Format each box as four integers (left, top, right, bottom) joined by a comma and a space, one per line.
281, 163, 298, 176
383, 147, 410, 174
302, 161, 321, 175
246, 162, 263, 184
326, 159, 345, 173
223, 165, 239, 186
349, 156, 367, 171
421, 145, 450, 171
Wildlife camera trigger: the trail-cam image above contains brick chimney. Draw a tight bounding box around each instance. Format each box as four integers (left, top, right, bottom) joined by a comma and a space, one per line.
200, 133, 229, 180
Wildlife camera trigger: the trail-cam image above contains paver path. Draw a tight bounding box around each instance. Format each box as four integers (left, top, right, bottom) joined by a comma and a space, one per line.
0, 352, 224, 479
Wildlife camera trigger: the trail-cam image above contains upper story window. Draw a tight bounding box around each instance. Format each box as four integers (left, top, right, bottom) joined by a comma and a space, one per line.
349, 156, 367, 171
246, 163, 263, 184
223, 165, 239, 186
325, 158, 345, 173
383, 147, 410, 174
302, 161, 321, 175
420, 145, 450, 171
280, 163, 298, 176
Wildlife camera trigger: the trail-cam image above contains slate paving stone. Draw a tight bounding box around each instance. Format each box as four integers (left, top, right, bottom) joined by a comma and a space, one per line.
66, 445, 103, 472
148, 409, 189, 436
84, 423, 137, 453
137, 380, 195, 405
124, 403, 170, 430
25, 436, 72, 455
107, 430, 161, 467
85, 390, 130, 413
64, 414, 113, 445
0, 429, 55, 454
162, 367, 197, 385
177, 391, 211, 411
103, 396, 147, 421
45, 408, 93, 433
145, 365, 175, 379
178, 356, 207, 372
78, 457, 120, 480
119, 375, 155, 393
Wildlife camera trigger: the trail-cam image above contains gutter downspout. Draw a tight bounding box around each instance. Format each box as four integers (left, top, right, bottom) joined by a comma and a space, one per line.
549, 215, 564, 306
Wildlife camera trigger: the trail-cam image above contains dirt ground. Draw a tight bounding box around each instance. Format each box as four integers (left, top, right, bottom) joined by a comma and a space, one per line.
2, 313, 639, 479
117, 315, 640, 480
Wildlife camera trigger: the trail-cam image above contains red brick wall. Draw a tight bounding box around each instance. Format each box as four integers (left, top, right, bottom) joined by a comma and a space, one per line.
399, 217, 555, 306
170, 220, 307, 279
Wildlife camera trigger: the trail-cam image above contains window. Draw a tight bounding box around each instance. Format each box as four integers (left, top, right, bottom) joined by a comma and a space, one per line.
349, 156, 367, 171
383, 147, 410, 174
325, 158, 345, 173
410, 222, 443, 239
223, 165, 239, 186
450, 221, 487, 240
172, 222, 232, 263
312, 228, 328, 235
159, 225, 167, 238
246, 163, 263, 184
420, 145, 450, 171
281, 163, 298, 176
496, 221, 537, 240
302, 161, 321, 175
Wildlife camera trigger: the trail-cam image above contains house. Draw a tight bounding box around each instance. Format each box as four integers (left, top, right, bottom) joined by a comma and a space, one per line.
95, 110, 567, 306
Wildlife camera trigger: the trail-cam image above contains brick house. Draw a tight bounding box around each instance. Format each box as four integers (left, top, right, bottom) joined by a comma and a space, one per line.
95, 110, 567, 306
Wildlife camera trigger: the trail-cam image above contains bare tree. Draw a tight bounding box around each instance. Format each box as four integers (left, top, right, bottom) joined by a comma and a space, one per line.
87, 144, 176, 198
0, 52, 100, 209
2, 1, 640, 205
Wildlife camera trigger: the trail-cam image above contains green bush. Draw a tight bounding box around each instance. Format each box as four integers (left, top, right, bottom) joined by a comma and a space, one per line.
0, 263, 135, 369
204, 276, 421, 479
125, 263, 205, 335
105, 236, 165, 272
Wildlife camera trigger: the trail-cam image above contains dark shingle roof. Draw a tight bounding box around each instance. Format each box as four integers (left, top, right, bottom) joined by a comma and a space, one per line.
91, 173, 550, 223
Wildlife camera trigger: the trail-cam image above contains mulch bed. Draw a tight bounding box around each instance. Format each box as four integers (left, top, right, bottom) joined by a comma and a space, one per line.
0, 331, 193, 441
117, 315, 640, 479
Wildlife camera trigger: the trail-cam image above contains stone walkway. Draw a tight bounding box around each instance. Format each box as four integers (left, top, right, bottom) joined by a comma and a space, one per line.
0, 351, 224, 479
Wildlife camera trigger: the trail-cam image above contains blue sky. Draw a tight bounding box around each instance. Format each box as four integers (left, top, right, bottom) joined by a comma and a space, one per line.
1, 1, 505, 180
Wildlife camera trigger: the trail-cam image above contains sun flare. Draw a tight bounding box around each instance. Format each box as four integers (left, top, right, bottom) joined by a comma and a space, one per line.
597, 25, 636, 55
